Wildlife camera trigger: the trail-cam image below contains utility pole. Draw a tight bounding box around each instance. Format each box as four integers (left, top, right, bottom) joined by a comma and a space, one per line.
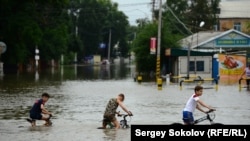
108, 28, 111, 62
152, 0, 155, 21
156, 0, 163, 90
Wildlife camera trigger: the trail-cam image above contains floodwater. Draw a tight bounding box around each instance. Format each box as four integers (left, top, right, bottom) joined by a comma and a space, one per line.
0, 59, 250, 141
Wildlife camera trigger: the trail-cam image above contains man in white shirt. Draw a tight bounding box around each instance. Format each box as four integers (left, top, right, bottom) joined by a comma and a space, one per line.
182, 85, 215, 125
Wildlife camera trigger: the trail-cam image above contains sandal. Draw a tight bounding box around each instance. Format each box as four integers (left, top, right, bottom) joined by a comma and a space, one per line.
27, 118, 36, 127
44, 121, 52, 126
26, 118, 32, 123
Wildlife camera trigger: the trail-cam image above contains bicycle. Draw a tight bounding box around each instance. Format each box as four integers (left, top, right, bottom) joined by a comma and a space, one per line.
26, 114, 53, 127
193, 109, 222, 125
118, 112, 133, 128
171, 109, 223, 125
98, 111, 133, 129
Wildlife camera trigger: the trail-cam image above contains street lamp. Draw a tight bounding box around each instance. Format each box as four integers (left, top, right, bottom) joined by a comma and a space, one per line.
200, 21, 205, 28
68, 8, 80, 64
73, 9, 80, 37
35, 46, 40, 81
107, 20, 120, 64
35, 46, 39, 70
73, 9, 80, 64
108, 28, 111, 63
196, 21, 205, 50
186, 21, 205, 79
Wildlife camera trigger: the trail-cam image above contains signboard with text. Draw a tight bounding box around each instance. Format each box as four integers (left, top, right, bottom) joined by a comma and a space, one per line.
216, 39, 249, 46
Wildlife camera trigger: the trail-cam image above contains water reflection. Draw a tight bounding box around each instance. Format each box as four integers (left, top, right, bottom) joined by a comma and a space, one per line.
1, 62, 131, 83
35, 71, 39, 82
102, 129, 117, 141
57, 64, 130, 81
0, 62, 132, 121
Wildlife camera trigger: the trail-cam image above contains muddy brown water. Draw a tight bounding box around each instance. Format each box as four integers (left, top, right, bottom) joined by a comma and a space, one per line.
0, 63, 249, 141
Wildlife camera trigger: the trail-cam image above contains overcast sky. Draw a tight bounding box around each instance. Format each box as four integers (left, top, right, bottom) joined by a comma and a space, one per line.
112, 0, 153, 26
112, 0, 249, 25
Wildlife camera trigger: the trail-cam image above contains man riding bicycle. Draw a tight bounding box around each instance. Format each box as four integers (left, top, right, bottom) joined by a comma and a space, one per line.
182, 85, 216, 125
102, 93, 132, 129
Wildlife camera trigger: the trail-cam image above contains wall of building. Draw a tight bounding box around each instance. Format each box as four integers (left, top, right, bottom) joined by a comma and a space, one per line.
219, 19, 250, 34
178, 56, 212, 78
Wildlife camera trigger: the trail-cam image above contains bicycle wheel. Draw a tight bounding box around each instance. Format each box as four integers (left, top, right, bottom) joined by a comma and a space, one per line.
107, 123, 114, 129
169, 123, 183, 125
211, 123, 223, 125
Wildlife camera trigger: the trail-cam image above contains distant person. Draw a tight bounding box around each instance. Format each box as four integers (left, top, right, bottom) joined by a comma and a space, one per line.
102, 93, 132, 129
182, 85, 215, 125
27, 93, 52, 127
240, 64, 250, 90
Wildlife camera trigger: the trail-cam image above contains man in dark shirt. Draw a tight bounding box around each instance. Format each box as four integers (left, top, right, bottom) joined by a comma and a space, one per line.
27, 93, 52, 127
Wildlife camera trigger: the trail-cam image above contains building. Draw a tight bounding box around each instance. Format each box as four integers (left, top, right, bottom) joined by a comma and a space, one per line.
167, 0, 250, 84
218, 0, 250, 34
178, 29, 250, 84
164, 48, 214, 81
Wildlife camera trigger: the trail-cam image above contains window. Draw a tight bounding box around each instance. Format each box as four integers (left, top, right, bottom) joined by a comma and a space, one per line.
189, 61, 195, 71
189, 61, 205, 72
196, 61, 204, 71
234, 22, 241, 31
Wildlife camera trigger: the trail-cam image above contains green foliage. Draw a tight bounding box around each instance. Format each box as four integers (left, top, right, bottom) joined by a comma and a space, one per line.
78, 0, 129, 58
186, 0, 220, 32
41, 24, 69, 61
132, 23, 158, 72
0, 0, 70, 65
0, 0, 130, 68
64, 52, 75, 65
132, 20, 182, 73
246, 21, 250, 35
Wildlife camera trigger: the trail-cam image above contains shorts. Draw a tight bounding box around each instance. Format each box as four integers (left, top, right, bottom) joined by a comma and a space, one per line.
103, 114, 116, 125
182, 111, 194, 124
30, 113, 42, 120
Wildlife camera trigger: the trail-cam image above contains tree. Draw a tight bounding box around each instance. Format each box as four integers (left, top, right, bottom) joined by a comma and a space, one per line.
246, 21, 250, 35
77, 0, 129, 59
0, 0, 135, 72
0, 0, 70, 68
162, 0, 190, 35
133, 23, 158, 73
132, 20, 182, 73
186, 0, 220, 32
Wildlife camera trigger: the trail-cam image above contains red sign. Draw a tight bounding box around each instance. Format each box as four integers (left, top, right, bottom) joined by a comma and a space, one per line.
150, 37, 156, 54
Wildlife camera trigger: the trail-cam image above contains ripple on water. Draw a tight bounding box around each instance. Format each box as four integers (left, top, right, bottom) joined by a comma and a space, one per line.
0, 65, 250, 140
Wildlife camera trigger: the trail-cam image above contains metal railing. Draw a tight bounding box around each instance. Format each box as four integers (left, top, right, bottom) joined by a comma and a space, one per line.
238, 77, 250, 91
179, 77, 218, 91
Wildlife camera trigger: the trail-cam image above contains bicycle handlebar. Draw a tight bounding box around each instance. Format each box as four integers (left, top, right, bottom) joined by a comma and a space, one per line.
117, 111, 133, 117
206, 109, 215, 114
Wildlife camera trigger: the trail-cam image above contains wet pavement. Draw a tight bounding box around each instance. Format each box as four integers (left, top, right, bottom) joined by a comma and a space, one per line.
0, 60, 250, 141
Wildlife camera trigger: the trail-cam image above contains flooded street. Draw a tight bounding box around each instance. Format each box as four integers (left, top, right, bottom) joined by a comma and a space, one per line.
0, 60, 250, 141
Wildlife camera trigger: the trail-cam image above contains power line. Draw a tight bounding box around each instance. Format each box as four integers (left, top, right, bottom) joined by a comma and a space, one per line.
166, 5, 193, 34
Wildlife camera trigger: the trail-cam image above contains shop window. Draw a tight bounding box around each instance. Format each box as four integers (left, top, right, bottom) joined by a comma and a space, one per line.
189, 61, 205, 72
